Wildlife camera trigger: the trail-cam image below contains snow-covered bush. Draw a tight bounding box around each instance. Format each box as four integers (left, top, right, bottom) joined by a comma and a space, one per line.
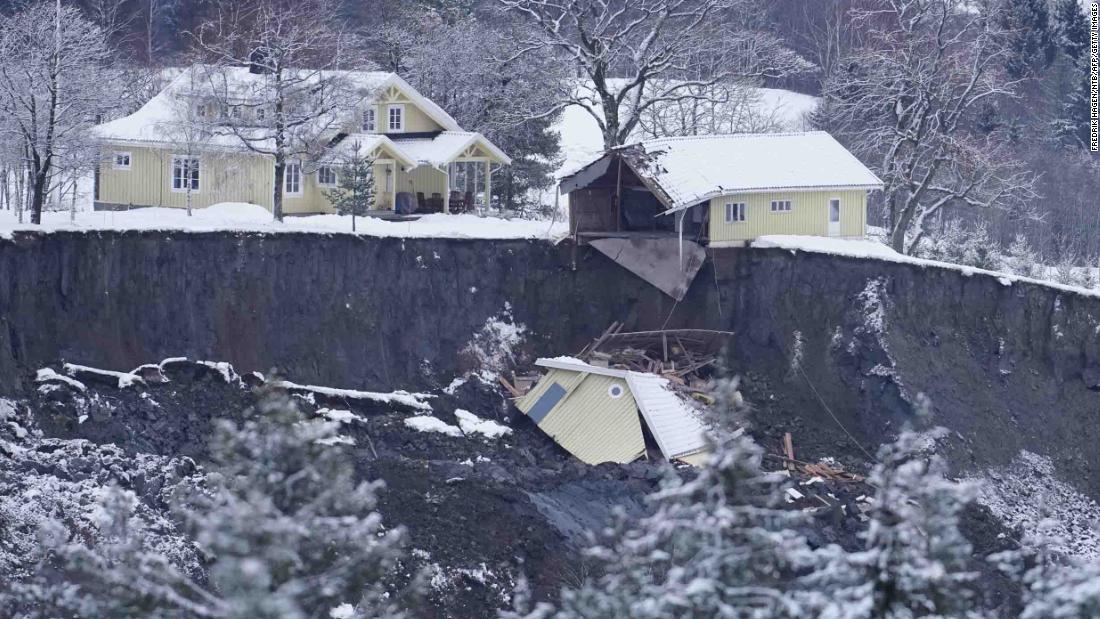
913, 221, 1003, 271
814, 396, 983, 619
993, 517, 1100, 618
7, 381, 410, 618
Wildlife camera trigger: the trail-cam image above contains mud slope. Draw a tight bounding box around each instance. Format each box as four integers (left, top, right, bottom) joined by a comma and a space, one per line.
2, 231, 1100, 499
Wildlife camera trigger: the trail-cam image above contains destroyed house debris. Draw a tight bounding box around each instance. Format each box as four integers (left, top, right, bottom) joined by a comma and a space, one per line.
514, 357, 711, 466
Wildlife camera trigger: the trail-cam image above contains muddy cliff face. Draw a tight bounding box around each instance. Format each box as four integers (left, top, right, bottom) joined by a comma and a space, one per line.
2, 231, 1099, 498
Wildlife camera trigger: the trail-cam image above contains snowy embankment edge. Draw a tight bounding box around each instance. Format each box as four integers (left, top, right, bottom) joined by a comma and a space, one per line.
751, 235, 1100, 300
0, 205, 570, 243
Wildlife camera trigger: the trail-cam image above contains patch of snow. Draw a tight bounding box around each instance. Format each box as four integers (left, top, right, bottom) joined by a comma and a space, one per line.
62, 363, 144, 389
315, 435, 356, 446
460, 305, 527, 382
404, 415, 463, 437
0, 207, 569, 241
752, 235, 1100, 299
329, 603, 355, 619
443, 376, 467, 395
454, 409, 512, 439
197, 360, 240, 384
963, 450, 1100, 559
276, 380, 433, 411
35, 368, 86, 392
318, 408, 362, 424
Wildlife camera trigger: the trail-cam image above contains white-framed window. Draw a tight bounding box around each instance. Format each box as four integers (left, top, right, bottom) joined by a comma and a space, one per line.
317, 166, 338, 186
171, 155, 200, 192
770, 199, 792, 213
284, 161, 302, 195
113, 151, 132, 170
255, 106, 267, 122
229, 105, 243, 121
362, 107, 376, 132
725, 202, 746, 222
387, 104, 405, 132
195, 103, 208, 118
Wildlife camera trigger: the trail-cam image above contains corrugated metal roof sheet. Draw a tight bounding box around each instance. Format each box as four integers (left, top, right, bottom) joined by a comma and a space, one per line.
626, 372, 710, 460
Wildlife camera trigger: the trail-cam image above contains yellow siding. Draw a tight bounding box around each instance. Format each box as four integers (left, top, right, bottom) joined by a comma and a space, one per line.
708, 189, 868, 246
517, 369, 646, 465
99, 143, 450, 214
348, 96, 444, 135
397, 165, 447, 199
98, 145, 274, 210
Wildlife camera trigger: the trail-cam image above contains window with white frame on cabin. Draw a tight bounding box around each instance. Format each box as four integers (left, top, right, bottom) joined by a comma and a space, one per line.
171, 156, 200, 192
387, 104, 405, 132
770, 199, 792, 213
725, 202, 746, 222
113, 152, 132, 170
285, 162, 303, 194
362, 108, 376, 132
256, 106, 266, 122
285, 162, 302, 195
317, 166, 337, 186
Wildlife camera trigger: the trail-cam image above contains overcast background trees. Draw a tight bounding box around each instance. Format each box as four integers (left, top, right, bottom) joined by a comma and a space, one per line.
0, 0, 1095, 264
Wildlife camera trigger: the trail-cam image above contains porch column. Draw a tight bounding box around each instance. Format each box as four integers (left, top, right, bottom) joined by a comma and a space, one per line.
484, 160, 491, 209
443, 164, 450, 214
390, 163, 397, 212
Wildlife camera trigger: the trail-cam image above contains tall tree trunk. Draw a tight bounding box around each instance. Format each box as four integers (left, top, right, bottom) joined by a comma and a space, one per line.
272, 157, 285, 222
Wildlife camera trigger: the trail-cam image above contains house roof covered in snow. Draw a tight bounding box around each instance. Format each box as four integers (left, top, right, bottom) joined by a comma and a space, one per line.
560, 131, 883, 213
92, 65, 514, 167
392, 132, 513, 167
93, 64, 462, 148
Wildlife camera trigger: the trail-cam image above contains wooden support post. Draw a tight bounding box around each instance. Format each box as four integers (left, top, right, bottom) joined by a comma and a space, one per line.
614, 156, 623, 232
484, 159, 491, 210
443, 164, 450, 214
390, 163, 397, 212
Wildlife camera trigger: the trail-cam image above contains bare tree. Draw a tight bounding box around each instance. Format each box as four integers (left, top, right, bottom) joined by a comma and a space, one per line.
0, 1, 115, 225
191, 0, 364, 221
500, 0, 810, 149
818, 0, 1038, 253
636, 79, 792, 138
87, 0, 138, 51
143, 0, 179, 65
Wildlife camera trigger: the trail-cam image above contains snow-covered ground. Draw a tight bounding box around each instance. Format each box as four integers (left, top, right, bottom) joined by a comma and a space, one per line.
0, 202, 568, 241
753, 235, 1100, 299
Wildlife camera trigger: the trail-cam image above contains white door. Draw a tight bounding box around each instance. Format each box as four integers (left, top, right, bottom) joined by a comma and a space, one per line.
827, 198, 841, 236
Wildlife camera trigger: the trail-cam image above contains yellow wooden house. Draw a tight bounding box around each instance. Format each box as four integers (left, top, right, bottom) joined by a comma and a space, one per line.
92, 66, 511, 216
559, 131, 883, 246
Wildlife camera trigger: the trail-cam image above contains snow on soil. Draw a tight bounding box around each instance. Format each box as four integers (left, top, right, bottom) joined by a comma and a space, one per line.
0, 203, 568, 241
404, 415, 464, 437
964, 450, 1100, 559
35, 368, 87, 392
459, 304, 527, 382
318, 408, 362, 424
753, 235, 1100, 299
63, 363, 144, 389
454, 409, 512, 439
276, 380, 433, 411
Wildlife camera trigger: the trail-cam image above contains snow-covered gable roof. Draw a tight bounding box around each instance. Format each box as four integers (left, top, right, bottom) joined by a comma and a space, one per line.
534, 357, 709, 461
93, 64, 462, 148
566, 132, 883, 213
392, 132, 512, 167
326, 133, 417, 168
